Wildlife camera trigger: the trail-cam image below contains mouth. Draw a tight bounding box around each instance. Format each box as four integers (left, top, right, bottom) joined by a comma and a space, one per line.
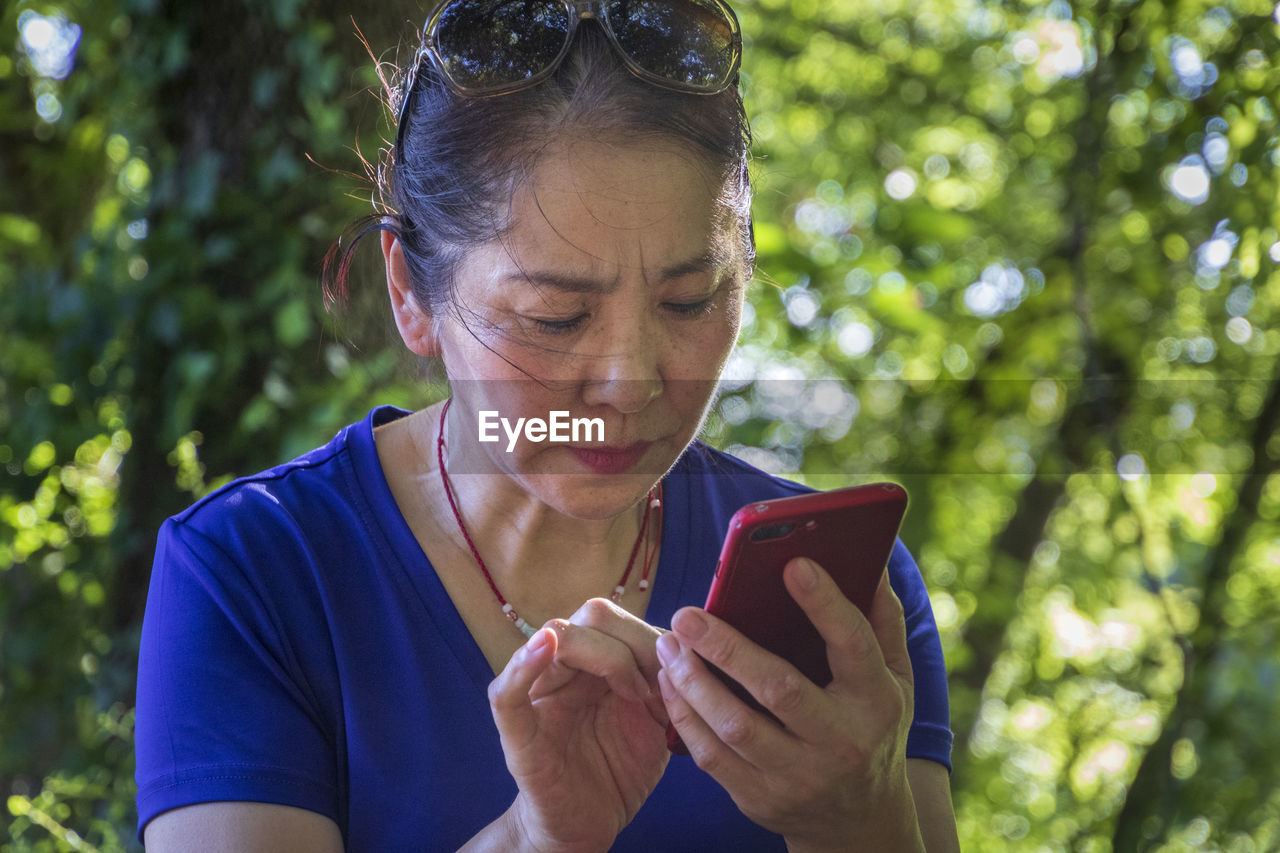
566, 442, 653, 475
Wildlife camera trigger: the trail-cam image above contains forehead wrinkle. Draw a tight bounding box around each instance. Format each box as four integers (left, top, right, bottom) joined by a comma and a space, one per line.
495, 240, 619, 298
498, 141, 741, 293
504, 269, 620, 294
502, 231, 737, 295
661, 242, 734, 280
493, 180, 619, 294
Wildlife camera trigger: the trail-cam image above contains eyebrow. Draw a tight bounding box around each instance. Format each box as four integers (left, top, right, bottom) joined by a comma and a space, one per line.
502, 249, 731, 294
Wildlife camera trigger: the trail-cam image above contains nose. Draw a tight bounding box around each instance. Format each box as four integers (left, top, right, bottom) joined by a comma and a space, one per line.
580, 312, 664, 414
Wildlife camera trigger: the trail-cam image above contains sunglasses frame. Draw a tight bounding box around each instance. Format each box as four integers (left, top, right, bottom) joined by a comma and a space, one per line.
396, 0, 741, 144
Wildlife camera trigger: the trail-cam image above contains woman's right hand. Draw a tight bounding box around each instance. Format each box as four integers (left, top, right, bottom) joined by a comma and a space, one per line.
470, 598, 670, 853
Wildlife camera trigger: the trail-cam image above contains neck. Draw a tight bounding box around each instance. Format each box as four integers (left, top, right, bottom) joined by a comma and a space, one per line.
430, 400, 659, 620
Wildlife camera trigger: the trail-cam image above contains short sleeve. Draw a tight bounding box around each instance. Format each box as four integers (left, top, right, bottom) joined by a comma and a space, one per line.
887, 540, 953, 772
134, 518, 339, 841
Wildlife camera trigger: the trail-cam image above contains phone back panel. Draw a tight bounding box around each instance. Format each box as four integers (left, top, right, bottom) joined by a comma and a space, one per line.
703, 482, 908, 688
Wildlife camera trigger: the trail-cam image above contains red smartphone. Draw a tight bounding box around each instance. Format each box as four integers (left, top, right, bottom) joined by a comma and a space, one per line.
666, 482, 908, 754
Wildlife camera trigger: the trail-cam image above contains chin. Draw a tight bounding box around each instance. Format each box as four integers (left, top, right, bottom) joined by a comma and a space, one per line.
525, 469, 663, 521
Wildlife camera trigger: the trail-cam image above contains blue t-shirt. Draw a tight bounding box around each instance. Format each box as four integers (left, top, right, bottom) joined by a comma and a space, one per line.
135, 406, 952, 850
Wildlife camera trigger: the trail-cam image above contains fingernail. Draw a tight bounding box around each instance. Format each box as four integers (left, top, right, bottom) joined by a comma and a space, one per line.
793, 558, 818, 590
632, 671, 653, 700
673, 609, 708, 642
656, 632, 680, 665
526, 629, 549, 655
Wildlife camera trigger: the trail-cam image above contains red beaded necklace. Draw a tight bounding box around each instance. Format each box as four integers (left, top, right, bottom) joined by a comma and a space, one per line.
435, 398, 661, 638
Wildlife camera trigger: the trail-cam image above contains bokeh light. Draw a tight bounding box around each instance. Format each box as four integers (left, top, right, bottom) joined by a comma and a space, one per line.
1168, 157, 1211, 205
18, 10, 81, 80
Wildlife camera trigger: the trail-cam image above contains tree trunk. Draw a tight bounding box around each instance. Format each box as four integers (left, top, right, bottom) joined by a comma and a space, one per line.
1111, 368, 1280, 849
950, 0, 1139, 747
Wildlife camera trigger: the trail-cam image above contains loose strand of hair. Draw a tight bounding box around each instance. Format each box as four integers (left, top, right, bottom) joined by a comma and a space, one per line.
321, 213, 397, 311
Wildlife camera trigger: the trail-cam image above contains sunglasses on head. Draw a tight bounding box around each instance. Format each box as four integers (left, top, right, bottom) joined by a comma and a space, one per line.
396, 0, 742, 137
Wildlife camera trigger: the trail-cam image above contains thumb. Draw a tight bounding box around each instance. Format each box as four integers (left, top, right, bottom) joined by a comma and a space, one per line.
488, 628, 557, 755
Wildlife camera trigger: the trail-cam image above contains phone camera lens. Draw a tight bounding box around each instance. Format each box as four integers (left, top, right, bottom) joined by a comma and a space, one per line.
750, 523, 795, 542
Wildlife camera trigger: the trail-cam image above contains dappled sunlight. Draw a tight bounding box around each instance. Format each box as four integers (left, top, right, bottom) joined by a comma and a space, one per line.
4, 0, 1280, 849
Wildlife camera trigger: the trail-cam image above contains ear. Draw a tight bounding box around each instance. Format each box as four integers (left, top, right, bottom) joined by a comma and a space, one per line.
382, 230, 441, 357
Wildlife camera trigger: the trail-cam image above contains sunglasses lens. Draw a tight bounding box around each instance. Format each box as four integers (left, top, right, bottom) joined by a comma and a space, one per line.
434, 0, 572, 91
604, 0, 738, 90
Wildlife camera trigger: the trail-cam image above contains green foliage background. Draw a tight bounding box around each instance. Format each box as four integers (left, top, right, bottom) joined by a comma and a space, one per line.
2, 0, 1278, 850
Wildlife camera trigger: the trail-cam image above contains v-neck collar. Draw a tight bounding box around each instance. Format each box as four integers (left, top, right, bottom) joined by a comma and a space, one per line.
348, 405, 694, 696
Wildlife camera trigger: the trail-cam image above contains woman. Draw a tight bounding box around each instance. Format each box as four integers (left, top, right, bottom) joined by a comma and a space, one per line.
135, 1, 958, 849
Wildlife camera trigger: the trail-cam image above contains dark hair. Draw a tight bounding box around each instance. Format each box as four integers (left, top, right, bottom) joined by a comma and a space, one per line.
323, 21, 753, 325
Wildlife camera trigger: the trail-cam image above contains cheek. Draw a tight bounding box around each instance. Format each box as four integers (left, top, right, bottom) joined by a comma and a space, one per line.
441, 320, 549, 384
679, 295, 743, 376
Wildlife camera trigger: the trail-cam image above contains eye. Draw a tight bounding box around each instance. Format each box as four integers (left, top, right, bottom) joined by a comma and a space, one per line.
527, 314, 587, 335
664, 297, 715, 318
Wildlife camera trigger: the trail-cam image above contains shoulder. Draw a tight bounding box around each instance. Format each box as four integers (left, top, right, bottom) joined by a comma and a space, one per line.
139, 409, 413, 719
151, 406, 414, 607
664, 441, 813, 540
166, 406, 409, 545
675, 440, 814, 500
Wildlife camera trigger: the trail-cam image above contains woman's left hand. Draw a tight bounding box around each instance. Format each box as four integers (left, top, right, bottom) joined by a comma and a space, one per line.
655, 557, 923, 853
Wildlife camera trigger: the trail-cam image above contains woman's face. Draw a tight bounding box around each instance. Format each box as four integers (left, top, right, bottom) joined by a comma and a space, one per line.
399, 137, 748, 519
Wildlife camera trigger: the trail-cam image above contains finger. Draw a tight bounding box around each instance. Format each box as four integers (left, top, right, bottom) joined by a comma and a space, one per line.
656, 646, 760, 788
867, 573, 914, 691
665, 601, 834, 742
525, 620, 581, 698
568, 598, 669, 724
657, 628, 800, 772
488, 627, 557, 752
528, 618, 653, 706
782, 557, 890, 687
567, 597, 665, 683
783, 560, 915, 743
527, 598, 663, 697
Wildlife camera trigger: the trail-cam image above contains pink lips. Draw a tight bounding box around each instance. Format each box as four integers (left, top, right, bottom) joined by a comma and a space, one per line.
568, 443, 651, 474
